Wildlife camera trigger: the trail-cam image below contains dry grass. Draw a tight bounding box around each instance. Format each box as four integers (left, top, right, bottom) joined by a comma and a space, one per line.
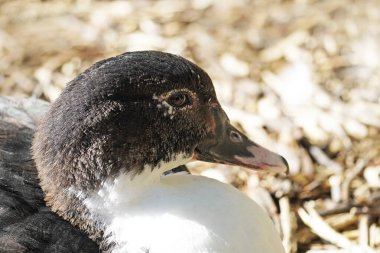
1, 0, 380, 252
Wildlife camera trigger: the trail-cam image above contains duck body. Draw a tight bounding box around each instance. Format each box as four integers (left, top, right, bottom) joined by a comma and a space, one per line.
1, 51, 287, 253
95, 173, 284, 253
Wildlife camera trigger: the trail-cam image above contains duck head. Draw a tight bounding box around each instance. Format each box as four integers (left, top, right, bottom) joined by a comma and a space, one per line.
33, 51, 288, 194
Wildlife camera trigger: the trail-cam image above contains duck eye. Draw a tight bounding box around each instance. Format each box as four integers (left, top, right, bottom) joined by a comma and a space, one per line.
167, 92, 191, 108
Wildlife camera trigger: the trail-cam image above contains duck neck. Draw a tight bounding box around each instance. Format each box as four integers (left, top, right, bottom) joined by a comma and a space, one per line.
79, 153, 191, 248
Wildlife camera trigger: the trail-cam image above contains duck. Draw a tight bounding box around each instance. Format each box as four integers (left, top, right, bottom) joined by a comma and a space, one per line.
0, 51, 288, 253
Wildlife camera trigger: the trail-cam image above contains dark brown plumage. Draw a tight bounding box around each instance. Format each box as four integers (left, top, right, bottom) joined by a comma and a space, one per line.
0, 97, 99, 252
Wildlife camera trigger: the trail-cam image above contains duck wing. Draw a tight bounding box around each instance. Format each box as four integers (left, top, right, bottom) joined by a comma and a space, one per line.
0, 97, 99, 253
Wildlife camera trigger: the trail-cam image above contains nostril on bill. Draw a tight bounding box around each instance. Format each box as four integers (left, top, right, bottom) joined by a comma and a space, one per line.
229, 130, 243, 143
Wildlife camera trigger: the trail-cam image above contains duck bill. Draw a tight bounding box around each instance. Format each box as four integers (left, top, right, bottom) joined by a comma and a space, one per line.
194, 107, 289, 174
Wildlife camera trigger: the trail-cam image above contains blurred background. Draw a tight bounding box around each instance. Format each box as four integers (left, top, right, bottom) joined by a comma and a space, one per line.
1, 0, 379, 252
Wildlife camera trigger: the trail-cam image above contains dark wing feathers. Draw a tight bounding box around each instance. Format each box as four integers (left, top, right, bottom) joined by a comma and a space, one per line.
0, 98, 99, 253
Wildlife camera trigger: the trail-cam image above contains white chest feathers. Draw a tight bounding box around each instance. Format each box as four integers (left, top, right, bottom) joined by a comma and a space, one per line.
84, 172, 285, 253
